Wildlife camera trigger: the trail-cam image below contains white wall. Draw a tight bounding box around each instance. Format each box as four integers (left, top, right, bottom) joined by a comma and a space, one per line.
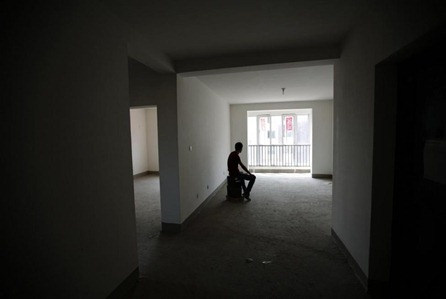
230, 100, 333, 175
312, 103, 333, 175
333, 0, 446, 281
128, 58, 180, 225
130, 109, 149, 175
130, 108, 159, 175
177, 76, 231, 222
146, 108, 160, 171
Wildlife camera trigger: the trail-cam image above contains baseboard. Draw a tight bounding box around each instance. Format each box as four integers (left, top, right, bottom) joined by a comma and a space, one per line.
107, 267, 139, 299
133, 171, 159, 178
331, 229, 368, 291
312, 173, 333, 179
162, 179, 227, 233
181, 179, 227, 230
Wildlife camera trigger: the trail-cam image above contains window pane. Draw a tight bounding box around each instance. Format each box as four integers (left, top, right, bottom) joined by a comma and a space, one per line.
271, 116, 281, 145
283, 115, 294, 145
297, 115, 309, 144
248, 117, 257, 145
258, 116, 270, 145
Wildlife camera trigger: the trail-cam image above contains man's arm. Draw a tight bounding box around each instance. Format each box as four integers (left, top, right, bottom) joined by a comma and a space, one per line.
239, 161, 252, 175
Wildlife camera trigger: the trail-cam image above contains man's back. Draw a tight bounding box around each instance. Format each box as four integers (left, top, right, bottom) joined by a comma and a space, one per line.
227, 151, 240, 177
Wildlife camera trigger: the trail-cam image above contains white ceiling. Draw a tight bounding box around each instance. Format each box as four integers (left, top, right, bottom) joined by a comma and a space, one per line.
191, 63, 333, 104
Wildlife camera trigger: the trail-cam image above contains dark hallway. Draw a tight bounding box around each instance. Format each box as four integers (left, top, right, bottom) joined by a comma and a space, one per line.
130, 174, 369, 298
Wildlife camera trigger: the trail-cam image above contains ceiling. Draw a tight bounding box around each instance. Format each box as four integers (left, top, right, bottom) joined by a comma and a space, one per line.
192, 63, 333, 104
103, 0, 366, 104
103, 0, 368, 61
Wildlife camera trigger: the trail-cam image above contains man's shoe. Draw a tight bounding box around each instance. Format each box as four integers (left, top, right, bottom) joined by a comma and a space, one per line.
243, 193, 251, 201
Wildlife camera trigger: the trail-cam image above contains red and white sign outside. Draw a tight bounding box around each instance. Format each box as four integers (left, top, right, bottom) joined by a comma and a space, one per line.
286, 116, 293, 131
260, 117, 266, 131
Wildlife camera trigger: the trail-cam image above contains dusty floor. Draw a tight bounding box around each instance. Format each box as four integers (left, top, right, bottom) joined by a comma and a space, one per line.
131, 173, 370, 299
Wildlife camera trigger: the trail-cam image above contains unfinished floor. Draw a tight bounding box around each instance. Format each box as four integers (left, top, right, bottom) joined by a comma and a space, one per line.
130, 173, 370, 298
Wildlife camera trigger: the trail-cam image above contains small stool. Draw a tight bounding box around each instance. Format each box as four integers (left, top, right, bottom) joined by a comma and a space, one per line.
226, 176, 243, 202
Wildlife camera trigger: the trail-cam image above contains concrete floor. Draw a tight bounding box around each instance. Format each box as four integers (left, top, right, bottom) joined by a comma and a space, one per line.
131, 173, 370, 299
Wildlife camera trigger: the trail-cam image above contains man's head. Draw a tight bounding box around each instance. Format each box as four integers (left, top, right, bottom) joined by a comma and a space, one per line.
235, 142, 243, 153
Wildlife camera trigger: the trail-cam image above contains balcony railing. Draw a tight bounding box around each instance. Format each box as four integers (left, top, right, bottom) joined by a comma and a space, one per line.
248, 145, 311, 167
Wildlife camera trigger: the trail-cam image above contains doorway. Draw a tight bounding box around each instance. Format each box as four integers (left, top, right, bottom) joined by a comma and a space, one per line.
371, 30, 446, 297
129, 106, 161, 266
390, 38, 446, 298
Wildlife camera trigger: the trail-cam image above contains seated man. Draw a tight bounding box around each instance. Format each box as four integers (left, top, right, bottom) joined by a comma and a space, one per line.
227, 142, 256, 200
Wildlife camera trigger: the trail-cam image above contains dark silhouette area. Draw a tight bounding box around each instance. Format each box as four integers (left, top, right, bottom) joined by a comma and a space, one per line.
227, 142, 256, 201
391, 38, 446, 299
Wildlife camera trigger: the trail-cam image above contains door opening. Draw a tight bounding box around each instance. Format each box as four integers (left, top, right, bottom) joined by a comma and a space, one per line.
391, 39, 446, 298
129, 106, 161, 268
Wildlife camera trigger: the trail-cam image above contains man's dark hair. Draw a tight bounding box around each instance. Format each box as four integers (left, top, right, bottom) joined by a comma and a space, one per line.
235, 142, 243, 151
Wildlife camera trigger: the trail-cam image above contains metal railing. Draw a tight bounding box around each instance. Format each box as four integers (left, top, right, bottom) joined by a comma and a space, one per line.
248, 145, 311, 167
